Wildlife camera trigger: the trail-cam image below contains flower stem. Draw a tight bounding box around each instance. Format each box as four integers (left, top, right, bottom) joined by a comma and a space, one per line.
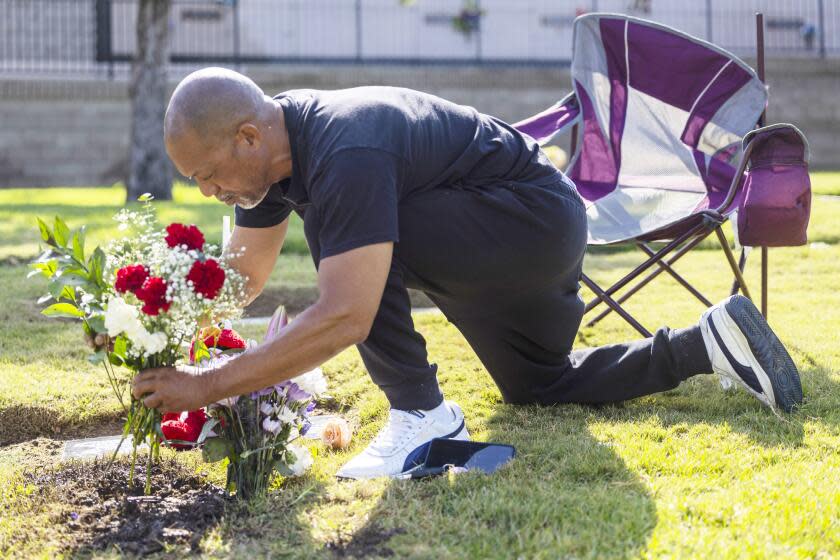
145, 445, 152, 495
129, 441, 137, 487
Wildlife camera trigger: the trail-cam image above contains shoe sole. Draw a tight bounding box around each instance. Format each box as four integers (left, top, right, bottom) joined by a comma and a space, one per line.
446, 401, 471, 442
452, 423, 471, 441
722, 295, 803, 412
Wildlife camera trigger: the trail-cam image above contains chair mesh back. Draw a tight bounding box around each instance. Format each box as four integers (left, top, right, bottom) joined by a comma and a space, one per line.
567, 14, 767, 244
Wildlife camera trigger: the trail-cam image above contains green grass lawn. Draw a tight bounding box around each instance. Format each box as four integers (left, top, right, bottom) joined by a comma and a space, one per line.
1, 184, 839, 558
812, 171, 840, 196
0, 183, 311, 261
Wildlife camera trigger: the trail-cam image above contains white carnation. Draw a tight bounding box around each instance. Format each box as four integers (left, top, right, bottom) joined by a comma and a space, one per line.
287, 445, 313, 477
104, 297, 169, 355
141, 331, 168, 354
104, 297, 139, 337
292, 367, 328, 397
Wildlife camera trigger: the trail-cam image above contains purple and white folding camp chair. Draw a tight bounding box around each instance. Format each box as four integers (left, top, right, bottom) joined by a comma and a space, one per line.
514, 13, 811, 337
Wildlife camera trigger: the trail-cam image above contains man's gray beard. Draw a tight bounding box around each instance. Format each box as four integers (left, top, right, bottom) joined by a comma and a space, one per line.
235, 184, 271, 209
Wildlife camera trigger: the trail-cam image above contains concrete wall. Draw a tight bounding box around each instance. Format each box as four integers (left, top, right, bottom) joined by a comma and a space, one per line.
0, 58, 837, 187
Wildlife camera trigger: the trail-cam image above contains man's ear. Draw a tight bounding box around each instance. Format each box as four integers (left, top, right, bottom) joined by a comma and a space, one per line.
236, 123, 261, 149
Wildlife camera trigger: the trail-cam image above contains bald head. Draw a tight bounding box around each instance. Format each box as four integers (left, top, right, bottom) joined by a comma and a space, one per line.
163, 68, 292, 209
165, 67, 268, 148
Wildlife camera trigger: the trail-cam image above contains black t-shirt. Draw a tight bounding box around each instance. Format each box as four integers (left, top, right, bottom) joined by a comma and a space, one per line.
235, 86, 564, 259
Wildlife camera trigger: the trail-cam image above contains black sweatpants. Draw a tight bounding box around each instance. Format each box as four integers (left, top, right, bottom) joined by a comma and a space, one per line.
307, 179, 712, 410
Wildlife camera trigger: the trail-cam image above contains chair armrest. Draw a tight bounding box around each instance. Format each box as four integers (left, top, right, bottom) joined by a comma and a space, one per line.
513, 92, 580, 146
715, 140, 756, 214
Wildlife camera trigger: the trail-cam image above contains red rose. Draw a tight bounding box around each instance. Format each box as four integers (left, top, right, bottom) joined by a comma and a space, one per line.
165, 223, 205, 251
114, 264, 149, 294
186, 259, 225, 300
135, 276, 170, 315
161, 409, 208, 450
189, 326, 246, 362
217, 329, 246, 350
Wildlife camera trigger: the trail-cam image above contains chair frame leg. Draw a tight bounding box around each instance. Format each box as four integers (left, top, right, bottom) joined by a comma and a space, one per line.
582, 222, 758, 336
583, 220, 708, 315
585, 231, 714, 328
729, 247, 749, 296
761, 246, 768, 318
580, 273, 653, 337
714, 227, 753, 301
635, 240, 714, 307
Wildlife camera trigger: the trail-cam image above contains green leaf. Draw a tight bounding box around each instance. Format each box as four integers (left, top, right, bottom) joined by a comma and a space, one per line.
191, 337, 212, 365
113, 335, 127, 359
202, 438, 234, 463
53, 216, 70, 247
31, 259, 58, 279
47, 279, 76, 302
88, 315, 106, 333
108, 353, 124, 367
88, 350, 107, 365
137, 193, 155, 202
273, 461, 295, 477
71, 229, 86, 263
88, 247, 106, 287
195, 417, 219, 445
36, 218, 54, 244
55, 271, 89, 287
41, 302, 84, 318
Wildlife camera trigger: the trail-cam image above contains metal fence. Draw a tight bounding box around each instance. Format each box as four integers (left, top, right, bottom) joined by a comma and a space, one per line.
2, 0, 839, 79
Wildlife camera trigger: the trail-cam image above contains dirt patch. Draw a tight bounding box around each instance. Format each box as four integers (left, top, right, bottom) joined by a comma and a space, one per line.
245, 286, 319, 317
27, 457, 228, 556
0, 437, 65, 469
247, 287, 435, 317
327, 524, 407, 558
0, 404, 123, 446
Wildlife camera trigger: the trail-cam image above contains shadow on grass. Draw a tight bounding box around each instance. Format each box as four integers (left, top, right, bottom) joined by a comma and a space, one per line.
208, 478, 330, 558
323, 404, 658, 559
645, 338, 840, 450
306, 340, 840, 558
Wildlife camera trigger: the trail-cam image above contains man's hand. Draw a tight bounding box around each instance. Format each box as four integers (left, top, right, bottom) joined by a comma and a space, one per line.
132, 366, 212, 413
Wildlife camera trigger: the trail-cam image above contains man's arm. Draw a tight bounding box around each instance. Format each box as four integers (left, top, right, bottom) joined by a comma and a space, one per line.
132, 242, 392, 412
225, 220, 288, 305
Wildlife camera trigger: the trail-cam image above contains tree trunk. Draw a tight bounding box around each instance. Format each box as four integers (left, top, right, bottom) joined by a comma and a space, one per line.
126, 0, 172, 203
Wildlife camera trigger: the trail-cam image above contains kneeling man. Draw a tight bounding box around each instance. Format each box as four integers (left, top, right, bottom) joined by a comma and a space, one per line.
133, 68, 803, 479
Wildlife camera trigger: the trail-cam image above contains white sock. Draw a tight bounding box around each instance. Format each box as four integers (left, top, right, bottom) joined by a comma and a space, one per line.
420, 400, 453, 423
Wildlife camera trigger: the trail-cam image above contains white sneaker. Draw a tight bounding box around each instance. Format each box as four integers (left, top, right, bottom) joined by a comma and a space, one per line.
336, 400, 470, 480
699, 295, 802, 412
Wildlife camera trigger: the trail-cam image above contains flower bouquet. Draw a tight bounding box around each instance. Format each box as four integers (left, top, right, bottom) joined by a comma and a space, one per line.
193, 307, 326, 500
31, 198, 247, 493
